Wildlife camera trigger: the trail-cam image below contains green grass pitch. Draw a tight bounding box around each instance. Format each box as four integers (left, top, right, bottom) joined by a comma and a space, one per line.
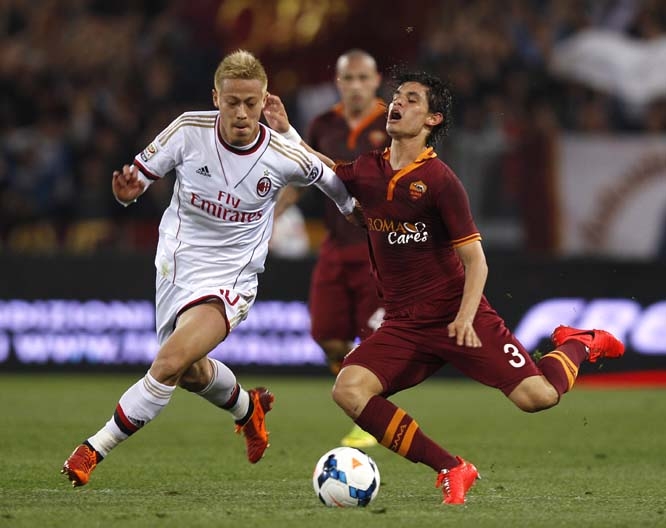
1, 373, 665, 528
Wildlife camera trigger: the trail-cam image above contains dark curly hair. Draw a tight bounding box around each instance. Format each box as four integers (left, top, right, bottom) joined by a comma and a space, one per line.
391, 69, 453, 147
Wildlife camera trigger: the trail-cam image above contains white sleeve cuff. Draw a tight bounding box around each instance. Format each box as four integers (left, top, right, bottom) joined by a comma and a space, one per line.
280, 125, 302, 144
337, 196, 355, 217
313, 165, 354, 216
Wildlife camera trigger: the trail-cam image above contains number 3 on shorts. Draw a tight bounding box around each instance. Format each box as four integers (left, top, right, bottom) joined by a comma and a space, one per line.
504, 343, 526, 368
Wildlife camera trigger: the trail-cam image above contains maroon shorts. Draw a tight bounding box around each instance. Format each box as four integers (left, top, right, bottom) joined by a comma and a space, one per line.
341, 303, 540, 396
309, 243, 383, 343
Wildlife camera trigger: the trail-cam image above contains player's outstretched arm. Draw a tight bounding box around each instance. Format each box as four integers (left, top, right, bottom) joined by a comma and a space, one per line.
112, 164, 146, 206
263, 94, 335, 168
264, 93, 362, 227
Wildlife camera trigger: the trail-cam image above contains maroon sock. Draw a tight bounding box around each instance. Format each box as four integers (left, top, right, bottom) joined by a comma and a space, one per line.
355, 395, 458, 471
538, 340, 588, 396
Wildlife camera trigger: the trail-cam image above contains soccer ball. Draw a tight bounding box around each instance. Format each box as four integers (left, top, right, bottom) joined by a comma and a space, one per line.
312, 446, 380, 507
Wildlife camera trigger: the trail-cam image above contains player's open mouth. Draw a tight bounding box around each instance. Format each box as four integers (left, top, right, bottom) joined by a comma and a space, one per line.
388, 110, 401, 121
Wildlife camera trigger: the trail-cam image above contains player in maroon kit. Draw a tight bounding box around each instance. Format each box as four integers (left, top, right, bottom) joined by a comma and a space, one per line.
276, 50, 390, 448
264, 71, 624, 505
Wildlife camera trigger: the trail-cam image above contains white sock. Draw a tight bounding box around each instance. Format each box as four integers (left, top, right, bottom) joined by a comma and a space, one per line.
87, 373, 176, 457
196, 358, 250, 421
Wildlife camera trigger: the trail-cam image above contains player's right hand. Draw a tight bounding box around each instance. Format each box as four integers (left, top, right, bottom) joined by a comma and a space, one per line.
345, 199, 366, 229
112, 164, 145, 204
447, 319, 482, 348
263, 94, 290, 133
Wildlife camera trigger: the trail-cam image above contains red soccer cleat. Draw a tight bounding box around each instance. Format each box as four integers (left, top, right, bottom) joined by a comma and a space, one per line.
234, 387, 275, 464
61, 443, 102, 487
551, 325, 625, 363
435, 456, 479, 505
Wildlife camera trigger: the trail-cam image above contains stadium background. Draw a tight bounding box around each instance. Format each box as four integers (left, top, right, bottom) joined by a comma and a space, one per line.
2, 0, 665, 380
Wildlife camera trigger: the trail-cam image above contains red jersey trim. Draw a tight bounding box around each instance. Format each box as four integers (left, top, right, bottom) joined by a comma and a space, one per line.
451, 233, 482, 248
217, 118, 266, 155
384, 147, 437, 201
133, 159, 161, 180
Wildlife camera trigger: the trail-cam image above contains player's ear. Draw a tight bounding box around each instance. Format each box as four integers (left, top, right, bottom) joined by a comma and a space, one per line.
212, 89, 219, 109
426, 112, 443, 127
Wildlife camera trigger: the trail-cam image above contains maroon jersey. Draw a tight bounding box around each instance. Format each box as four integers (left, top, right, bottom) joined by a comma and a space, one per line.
335, 147, 483, 314
308, 99, 389, 248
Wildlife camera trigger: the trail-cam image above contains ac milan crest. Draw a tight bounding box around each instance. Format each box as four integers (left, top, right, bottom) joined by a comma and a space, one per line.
257, 176, 272, 197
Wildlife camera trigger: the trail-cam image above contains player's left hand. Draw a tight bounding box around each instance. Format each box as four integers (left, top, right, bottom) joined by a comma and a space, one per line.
263, 93, 290, 133
345, 199, 366, 228
447, 318, 482, 348
112, 164, 145, 204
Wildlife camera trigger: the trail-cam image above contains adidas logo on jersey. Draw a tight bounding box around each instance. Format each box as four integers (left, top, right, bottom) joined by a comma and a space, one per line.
196, 165, 211, 177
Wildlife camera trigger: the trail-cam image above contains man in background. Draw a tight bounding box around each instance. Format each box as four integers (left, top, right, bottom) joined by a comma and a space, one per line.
276, 49, 389, 448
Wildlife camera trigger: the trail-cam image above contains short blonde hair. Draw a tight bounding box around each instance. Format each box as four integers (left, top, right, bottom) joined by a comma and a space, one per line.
214, 49, 268, 92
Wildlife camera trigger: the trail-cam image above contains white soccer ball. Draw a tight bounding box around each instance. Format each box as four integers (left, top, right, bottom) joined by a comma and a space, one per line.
312, 446, 380, 507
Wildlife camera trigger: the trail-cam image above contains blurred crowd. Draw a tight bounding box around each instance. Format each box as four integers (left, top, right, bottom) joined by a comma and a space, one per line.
422, 0, 666, 135
1, 0, 211, 252
2, 0, 666, 254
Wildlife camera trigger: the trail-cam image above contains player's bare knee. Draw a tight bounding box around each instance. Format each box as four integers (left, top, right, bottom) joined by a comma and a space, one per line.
331, 376, 363, 414
331, 378, 352, 409
536, 384, 560, 411
150, 355, 188, 386
515, 389, 559, 413
509, 378, 560, 413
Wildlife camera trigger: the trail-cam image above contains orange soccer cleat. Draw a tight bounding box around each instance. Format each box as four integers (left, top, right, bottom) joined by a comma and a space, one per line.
235, 387, 275, 464
435, 456, 479, 505
551, 325, 625, 363
61, 443, 102, 487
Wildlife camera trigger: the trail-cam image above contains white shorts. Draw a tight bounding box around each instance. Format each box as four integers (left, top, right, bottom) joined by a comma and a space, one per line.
155, 275, 257, 346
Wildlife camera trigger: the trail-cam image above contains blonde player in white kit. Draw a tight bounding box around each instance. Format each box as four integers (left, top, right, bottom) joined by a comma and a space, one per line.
61, 50, 361, 487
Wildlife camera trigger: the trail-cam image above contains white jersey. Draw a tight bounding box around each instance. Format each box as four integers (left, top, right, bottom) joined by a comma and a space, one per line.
133, 111, 352, 293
